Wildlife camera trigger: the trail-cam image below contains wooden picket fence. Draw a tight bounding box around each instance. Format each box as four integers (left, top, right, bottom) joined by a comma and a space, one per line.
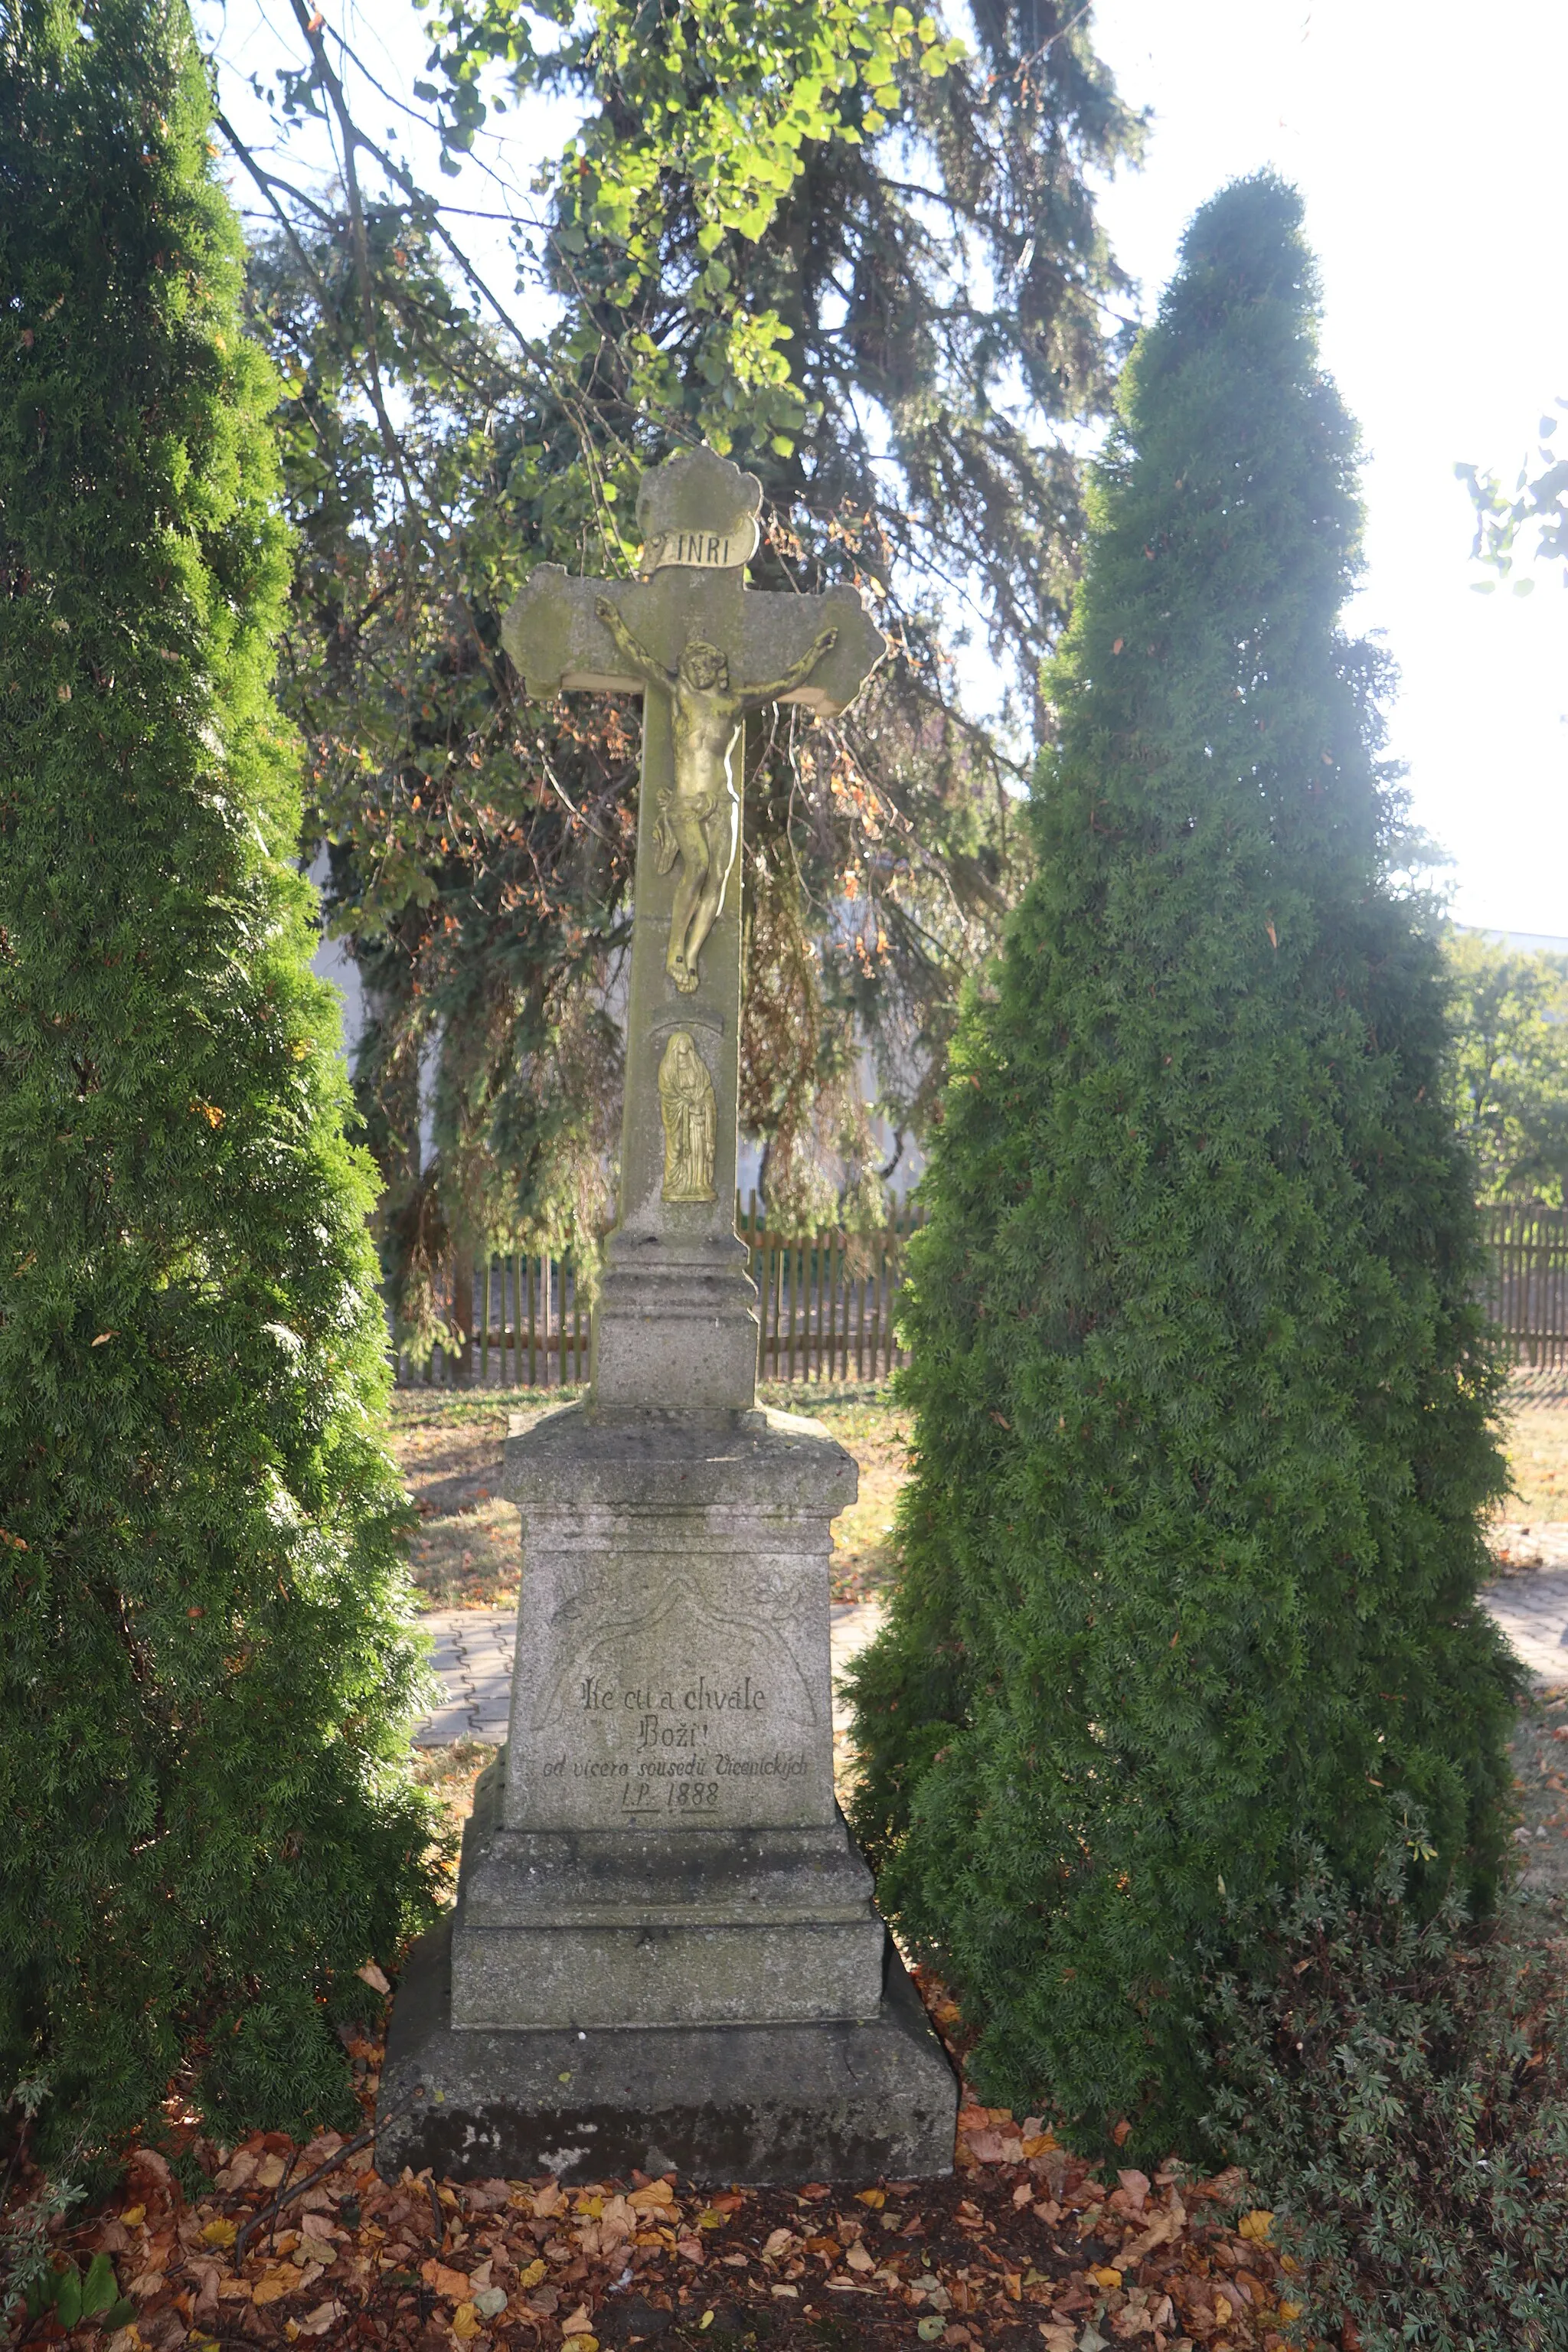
396, 1198, 1567, 1387
1479, 1202, 1568, 1368
396, 1195, 927, 1388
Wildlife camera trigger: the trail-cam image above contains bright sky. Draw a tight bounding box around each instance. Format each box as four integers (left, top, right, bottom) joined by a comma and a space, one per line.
204, 0, 1567, 939
1089, 0, 1568, 938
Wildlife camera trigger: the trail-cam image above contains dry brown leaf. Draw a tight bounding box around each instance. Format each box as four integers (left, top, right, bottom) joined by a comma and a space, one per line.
628, 2179, 675, 2211
1123, 2192, 1184, 2267
421, 2257, 472, 2300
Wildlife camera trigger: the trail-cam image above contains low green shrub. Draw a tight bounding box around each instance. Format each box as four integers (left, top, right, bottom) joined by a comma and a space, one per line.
1206, 1848, 1568, 2350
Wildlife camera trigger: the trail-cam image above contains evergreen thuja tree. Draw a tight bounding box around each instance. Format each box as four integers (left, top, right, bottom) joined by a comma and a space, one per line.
848, 177, 1517, 2155
0, 0, 440, 2155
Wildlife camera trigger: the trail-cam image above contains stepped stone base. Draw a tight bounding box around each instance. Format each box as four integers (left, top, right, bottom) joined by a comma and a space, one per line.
377, 1914, 957, 2186
450, 1755, 886, 2029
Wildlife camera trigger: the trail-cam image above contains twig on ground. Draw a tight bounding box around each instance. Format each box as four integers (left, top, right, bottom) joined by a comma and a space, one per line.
232, 2089, 421, 2265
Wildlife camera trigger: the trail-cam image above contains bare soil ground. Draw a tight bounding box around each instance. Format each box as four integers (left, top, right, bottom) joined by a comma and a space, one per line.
390, 1364, 1568, 1609
387, 1382, 910, 1614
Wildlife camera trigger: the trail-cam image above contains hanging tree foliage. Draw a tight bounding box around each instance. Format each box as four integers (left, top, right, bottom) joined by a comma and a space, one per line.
214, 0, 1142, 1335
0, 0, 440, 2156
847, 177, 1517, 2157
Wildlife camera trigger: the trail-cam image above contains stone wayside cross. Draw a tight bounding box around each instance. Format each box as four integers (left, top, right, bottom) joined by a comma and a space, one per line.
499, 447, 886, 1413
378, 450, 956, 2193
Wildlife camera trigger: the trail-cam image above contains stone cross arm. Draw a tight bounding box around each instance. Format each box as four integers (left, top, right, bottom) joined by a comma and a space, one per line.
501, 564, 886, 718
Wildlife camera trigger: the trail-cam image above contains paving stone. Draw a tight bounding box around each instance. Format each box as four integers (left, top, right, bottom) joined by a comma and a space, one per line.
1486, 1567, 1568, 1686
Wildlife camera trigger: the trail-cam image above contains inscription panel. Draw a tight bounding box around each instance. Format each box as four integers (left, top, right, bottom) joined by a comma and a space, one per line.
505, 1534, 835, 1833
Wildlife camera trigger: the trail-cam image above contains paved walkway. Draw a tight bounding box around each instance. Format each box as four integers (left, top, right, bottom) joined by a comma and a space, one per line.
1484, 1518, 1568, 1684
414, 1548, 1568, 1746
1487, 1573, 1568, 1684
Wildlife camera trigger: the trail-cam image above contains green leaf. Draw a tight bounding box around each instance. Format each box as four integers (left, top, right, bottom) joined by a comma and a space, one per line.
54, 2266, 83, 2330
82, 2252, 121, 2318
916, 2320, 945, 2343
1512, 577, 1536, 596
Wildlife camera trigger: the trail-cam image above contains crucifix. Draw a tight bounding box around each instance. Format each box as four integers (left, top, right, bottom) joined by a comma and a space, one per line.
502, 448, 886, 1416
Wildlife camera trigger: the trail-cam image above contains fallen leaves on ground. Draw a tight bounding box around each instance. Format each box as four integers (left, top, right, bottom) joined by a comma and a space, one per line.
23, 2021, 1315, 2352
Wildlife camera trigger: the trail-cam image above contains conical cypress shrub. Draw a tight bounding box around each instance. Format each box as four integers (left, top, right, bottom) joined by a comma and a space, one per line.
0, 0, 439, 2156
848, 176, 1517, 2156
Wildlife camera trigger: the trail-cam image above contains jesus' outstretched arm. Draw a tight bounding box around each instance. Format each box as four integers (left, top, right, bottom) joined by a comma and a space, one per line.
595, 597, 676, 691
740, 626, 839, 710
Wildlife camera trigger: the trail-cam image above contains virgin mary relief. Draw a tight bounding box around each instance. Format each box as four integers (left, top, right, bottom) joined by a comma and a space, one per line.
658, 1028, 717, 1204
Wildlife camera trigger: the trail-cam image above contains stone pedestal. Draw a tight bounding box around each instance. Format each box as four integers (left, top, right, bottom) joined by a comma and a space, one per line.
379, 1406, 956, 2183
378, 1916, 956, 2186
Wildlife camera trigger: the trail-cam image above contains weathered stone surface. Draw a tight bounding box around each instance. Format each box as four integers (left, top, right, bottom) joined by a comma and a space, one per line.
501, 1399, 859, 1511
451, 1750, 884, 2028
379, 1914, 958, 2186
497, 1406, 855, 1839
635, 446, 763, 579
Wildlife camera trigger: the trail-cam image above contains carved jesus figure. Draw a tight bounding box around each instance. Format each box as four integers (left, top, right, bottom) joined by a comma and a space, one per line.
594, 598, 838, 993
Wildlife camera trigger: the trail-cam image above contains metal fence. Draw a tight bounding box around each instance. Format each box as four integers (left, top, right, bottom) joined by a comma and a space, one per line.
395, 1195, 927, 1388
1480, 1203, 1568, 1368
